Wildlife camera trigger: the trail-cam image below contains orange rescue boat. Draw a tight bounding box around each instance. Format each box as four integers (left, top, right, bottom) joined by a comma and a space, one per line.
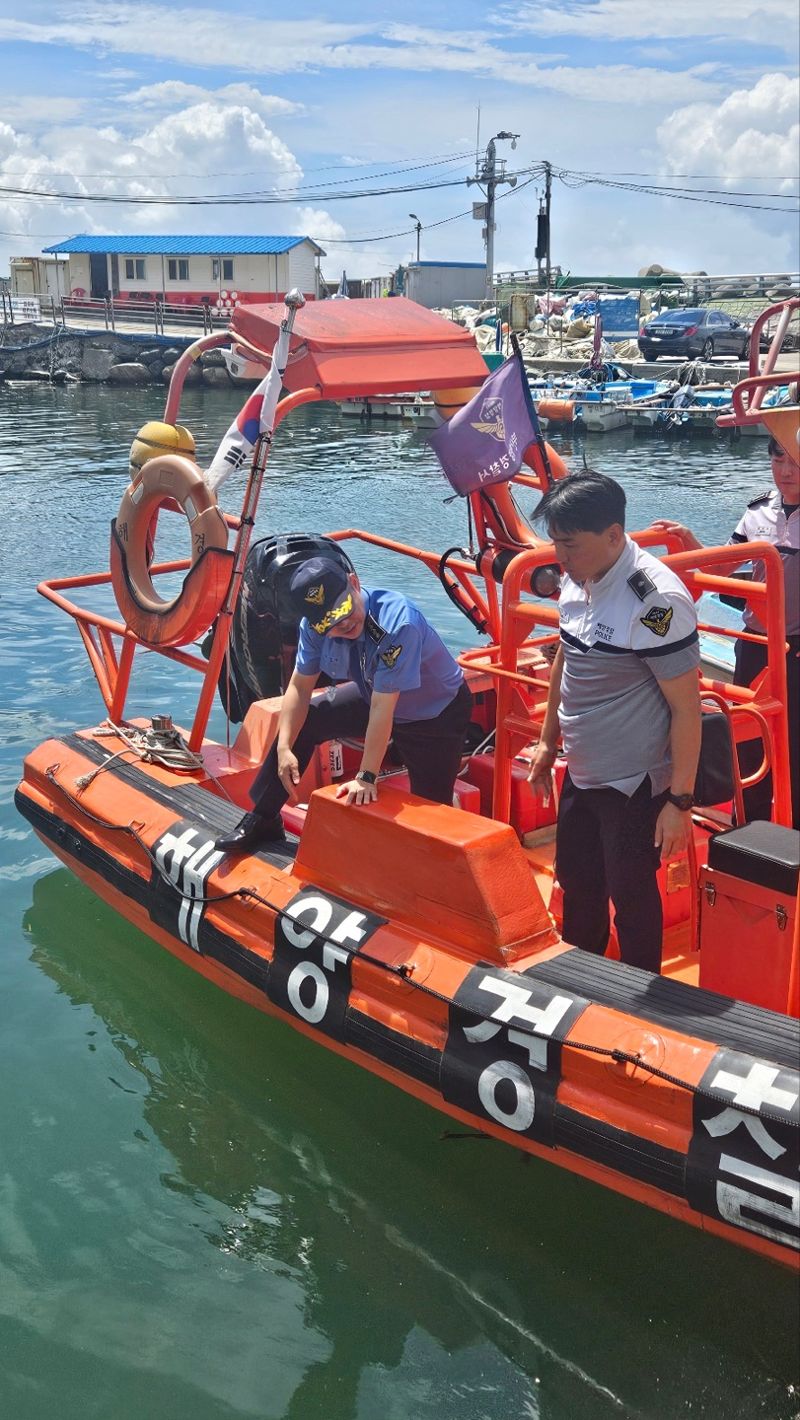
16, 294, 800, 1269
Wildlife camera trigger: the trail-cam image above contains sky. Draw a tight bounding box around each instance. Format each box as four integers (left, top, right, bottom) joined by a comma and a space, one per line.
0, 0, 798, 285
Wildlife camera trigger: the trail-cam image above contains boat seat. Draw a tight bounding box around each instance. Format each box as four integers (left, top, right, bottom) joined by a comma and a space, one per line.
708, 821, 800, 896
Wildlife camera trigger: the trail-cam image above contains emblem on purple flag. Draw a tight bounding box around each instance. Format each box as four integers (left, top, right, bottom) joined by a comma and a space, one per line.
428, 351, 542, 496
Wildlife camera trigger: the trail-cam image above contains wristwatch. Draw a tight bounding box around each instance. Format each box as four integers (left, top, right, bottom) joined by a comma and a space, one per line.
666, 791, 695, 812
356, 769, 377, 785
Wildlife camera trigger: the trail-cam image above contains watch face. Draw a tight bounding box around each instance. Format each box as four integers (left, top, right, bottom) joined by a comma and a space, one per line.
670, 793, 694, 811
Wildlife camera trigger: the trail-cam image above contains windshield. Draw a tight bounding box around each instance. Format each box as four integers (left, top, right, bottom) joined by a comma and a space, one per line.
649, 309, 704, 325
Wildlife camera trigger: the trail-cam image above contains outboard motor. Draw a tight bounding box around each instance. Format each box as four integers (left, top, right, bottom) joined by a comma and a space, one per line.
216, 532, 355, 721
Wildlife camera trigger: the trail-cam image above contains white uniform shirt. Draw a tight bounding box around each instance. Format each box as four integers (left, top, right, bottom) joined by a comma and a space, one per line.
730, 490, 799, 638
558, 536, 700, 795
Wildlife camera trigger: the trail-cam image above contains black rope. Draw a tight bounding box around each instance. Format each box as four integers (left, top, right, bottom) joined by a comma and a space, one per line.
43, 764, 798, 1127
436, 547, 489, 634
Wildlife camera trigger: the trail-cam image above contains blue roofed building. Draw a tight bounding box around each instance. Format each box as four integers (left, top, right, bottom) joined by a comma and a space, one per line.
43, 234, 326, 307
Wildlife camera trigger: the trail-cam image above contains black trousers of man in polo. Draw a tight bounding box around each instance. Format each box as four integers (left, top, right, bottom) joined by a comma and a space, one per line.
249, 680, 473, 817
555, 770, 669, 974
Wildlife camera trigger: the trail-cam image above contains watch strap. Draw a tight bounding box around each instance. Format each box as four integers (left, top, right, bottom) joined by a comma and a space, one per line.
356, 769, 377, 785
666, 790, 695, 811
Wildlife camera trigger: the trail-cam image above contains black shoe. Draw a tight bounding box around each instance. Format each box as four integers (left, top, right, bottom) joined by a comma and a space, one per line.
215, 811, 286, 854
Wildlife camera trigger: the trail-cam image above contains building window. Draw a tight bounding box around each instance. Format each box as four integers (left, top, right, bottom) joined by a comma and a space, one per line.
212, 258, 234, 282
168, 258, 190, 281
125, 258, 146, 280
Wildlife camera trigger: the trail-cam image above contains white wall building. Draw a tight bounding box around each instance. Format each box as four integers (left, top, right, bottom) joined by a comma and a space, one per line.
41, 235, 325, 306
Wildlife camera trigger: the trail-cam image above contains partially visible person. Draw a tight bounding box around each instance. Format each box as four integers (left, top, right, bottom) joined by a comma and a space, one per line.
528, 471, 702, 975
653, 434, 799, 828
216, 555, 472, 853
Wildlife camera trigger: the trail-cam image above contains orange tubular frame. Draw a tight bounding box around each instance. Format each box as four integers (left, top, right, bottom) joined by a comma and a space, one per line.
490, 536, 792, 828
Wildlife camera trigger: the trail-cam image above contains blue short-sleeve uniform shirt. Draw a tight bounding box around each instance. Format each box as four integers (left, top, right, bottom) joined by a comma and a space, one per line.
295, 587, 463, 721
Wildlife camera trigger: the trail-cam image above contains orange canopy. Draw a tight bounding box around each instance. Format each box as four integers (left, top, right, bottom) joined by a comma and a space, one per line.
231, 296, 489, 399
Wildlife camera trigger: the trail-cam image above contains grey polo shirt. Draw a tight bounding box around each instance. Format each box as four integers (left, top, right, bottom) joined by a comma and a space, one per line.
730, 489, 799, 638
558, 536, 700, 795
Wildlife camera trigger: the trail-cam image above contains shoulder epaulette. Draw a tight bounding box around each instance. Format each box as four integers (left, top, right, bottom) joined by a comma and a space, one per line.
627, 568, 657, 602
747, 490, 772, 509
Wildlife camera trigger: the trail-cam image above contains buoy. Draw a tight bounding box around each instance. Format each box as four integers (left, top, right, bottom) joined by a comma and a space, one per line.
433, 385, 483, 420
535, 399, 575, 425
129, 421, 196, 482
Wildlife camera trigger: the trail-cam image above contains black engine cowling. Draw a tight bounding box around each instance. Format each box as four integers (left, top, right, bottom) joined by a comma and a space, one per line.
216, 532, 355, 721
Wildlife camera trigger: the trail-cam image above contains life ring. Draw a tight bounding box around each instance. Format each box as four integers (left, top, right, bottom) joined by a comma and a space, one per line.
70, 287, 87, 300
110, 454, 234, 647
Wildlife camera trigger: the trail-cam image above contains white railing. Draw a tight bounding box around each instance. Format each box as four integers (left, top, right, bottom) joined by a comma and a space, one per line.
1, 289, 229, 334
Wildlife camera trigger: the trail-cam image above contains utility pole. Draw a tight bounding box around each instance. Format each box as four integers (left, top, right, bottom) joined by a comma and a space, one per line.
468, 130, 519, 302
544, 160, 552, 304
408, 213, 422, 263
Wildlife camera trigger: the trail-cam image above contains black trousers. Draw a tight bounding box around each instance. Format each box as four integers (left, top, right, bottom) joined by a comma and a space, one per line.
734, 637, 800, 829
250, 680, 473, 817
555, 770, 668, 974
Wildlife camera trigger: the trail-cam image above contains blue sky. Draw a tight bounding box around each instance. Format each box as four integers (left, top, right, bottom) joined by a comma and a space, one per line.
0, 0, 797, 282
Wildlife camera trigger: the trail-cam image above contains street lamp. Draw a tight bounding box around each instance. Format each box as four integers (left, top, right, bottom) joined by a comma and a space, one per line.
467, 131, 520, 300
409, 213, 422, 263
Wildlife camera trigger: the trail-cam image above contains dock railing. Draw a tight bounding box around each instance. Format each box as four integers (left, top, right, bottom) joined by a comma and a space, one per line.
1, 290, 230, 336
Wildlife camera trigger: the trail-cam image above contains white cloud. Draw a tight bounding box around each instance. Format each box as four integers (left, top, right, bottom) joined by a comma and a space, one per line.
290, 205, 345, 244
1, 96, 86, 127
0, 6, 721, 104
122, 81, 305, 118
658, 73, 800, 191
0, 98, 306, 272
494, 0, 798, 52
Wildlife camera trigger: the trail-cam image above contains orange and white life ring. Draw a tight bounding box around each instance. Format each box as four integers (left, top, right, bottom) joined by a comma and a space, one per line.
70, 287, 87, 300
110, 454, 233, 647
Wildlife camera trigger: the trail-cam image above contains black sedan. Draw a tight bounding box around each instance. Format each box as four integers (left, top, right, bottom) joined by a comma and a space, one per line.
638, 308, 751, 362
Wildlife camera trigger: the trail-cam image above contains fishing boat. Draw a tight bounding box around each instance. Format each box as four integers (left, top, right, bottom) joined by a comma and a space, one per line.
338, 392, 438, 425
15, 293, 800, 1269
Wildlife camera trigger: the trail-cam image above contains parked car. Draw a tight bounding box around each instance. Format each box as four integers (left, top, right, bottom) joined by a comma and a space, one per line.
638, 308, 751, 362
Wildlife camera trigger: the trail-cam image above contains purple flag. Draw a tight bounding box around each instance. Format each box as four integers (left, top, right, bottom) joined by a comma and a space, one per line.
428, 350, 541, 496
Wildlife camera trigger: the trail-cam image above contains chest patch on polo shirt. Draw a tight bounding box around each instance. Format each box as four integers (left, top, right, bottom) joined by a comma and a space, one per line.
379, 643, 402, 669
627, 569, 657, 601
640, 605, 674, 638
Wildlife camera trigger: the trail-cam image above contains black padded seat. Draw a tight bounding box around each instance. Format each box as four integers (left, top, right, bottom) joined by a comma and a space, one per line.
707, 821, 800, 897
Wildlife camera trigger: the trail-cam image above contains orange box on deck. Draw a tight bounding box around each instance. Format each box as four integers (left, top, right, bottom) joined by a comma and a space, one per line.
699, 865, 797, 1012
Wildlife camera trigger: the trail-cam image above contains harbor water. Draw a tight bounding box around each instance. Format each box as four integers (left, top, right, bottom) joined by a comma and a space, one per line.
1, 382, 798, 1420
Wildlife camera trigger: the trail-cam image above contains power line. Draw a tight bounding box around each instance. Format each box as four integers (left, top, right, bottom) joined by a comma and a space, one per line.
553, 166, 799, 213
0, 150, 476, 182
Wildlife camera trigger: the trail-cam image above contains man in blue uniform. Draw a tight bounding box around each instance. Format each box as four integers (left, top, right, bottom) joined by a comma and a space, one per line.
217, 555, 472, 852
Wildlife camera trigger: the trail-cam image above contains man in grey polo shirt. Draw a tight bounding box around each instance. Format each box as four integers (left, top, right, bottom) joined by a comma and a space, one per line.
527, 471, 702, 974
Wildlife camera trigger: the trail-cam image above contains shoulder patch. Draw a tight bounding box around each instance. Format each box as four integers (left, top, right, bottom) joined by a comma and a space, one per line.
640, 605, 674, 638
364, 613, 385, 644
379, 643, 403, 669
747, 491, 772, 509
627, 568, 657, 601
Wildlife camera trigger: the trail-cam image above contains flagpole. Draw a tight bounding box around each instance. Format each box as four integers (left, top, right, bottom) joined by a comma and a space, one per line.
206, 288, 305, 494
511, 332, 553, 489
189, 289, 305, 752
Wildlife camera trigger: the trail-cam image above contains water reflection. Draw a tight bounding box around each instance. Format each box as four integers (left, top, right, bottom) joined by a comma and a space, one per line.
21, 870, 799, 1420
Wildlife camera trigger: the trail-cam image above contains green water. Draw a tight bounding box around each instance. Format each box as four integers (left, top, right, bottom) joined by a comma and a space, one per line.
1, 382, 798, 1419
